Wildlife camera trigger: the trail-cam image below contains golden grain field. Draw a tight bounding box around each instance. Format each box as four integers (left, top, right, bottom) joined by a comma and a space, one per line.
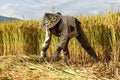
0, 11, 120, 80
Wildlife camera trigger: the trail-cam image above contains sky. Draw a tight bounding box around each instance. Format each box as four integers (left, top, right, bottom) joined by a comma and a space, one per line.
0, 0, 120, 20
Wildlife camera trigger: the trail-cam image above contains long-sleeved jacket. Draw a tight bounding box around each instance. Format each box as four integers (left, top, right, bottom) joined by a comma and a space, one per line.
42, 15, 81, 49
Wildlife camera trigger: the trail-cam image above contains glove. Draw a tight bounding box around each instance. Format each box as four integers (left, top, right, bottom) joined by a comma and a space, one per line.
51, 50, 60, 62
40, 47, 47, 58
51, 47, 62, 62
40, 51, 46, 58
93, 56, 100, 62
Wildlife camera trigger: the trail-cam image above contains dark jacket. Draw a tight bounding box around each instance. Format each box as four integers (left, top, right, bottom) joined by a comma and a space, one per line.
42, 15, 80, 49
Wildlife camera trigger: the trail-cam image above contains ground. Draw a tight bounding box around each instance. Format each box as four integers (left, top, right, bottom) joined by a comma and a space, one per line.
0, 55, 119, 80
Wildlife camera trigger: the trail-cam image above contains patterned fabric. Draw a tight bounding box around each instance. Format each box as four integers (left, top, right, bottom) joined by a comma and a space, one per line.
41, 13, 61, 29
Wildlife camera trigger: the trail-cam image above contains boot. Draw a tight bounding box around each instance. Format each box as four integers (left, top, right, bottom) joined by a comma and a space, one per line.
93, 56, 100, 62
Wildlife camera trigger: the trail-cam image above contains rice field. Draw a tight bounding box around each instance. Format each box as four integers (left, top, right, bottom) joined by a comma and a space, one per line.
0, 11, 120, 80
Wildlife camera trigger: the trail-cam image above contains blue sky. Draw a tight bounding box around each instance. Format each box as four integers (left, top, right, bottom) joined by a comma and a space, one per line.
0, 0, 120, 20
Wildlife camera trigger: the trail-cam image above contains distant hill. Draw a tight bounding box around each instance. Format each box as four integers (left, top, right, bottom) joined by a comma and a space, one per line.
0, 15, 22, 22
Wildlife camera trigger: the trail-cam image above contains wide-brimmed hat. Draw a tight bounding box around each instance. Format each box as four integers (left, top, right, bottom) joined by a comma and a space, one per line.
40, 13, 61, 29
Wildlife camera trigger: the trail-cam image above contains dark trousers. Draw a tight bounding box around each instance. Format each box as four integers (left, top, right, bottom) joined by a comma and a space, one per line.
63, 19, 99, 61
75, 19, 99, 60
